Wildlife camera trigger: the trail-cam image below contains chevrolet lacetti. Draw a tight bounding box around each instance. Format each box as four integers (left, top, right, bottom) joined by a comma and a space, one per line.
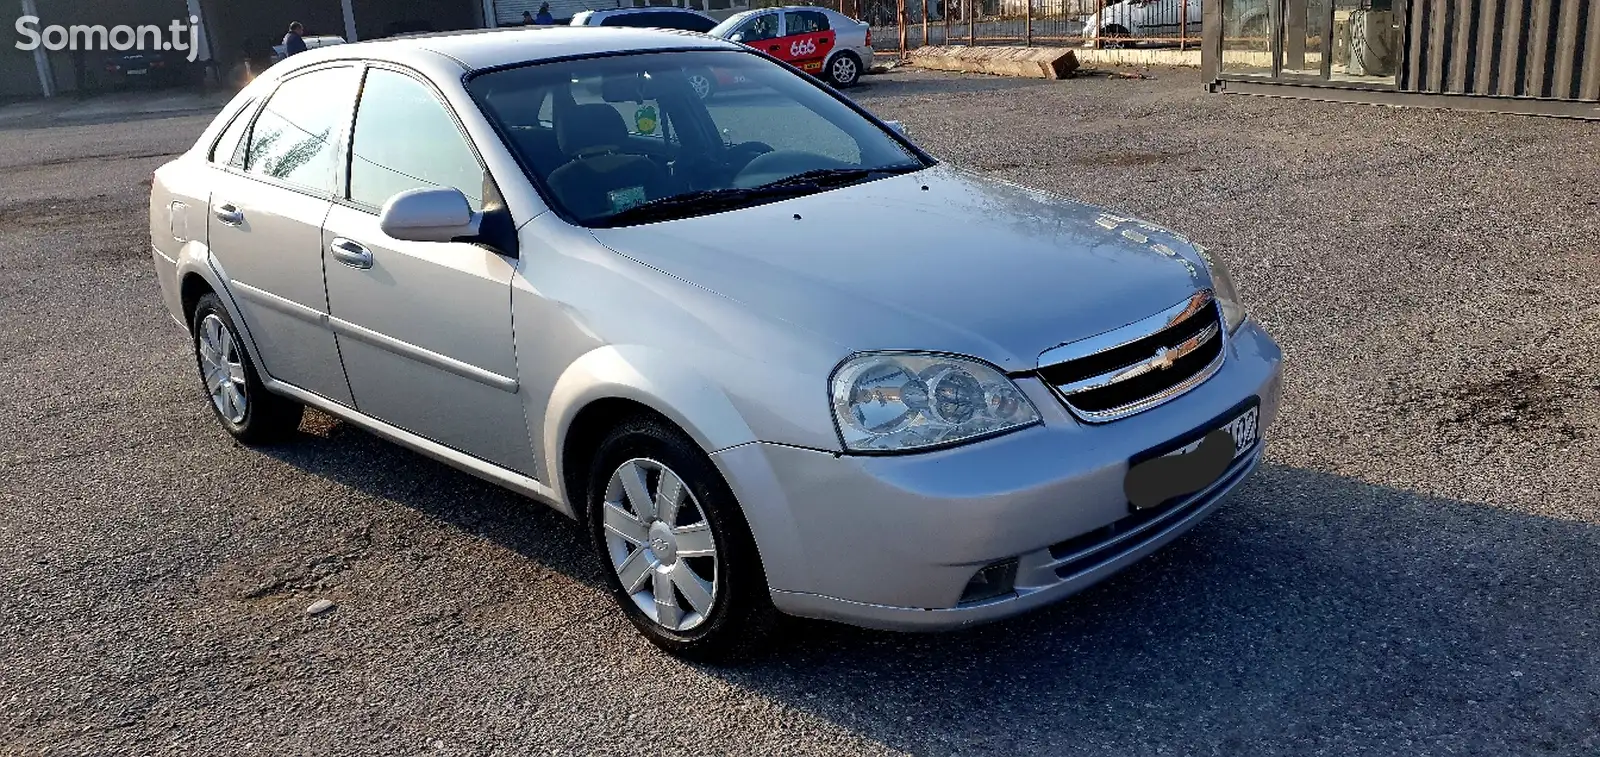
148, 26, 1282, 659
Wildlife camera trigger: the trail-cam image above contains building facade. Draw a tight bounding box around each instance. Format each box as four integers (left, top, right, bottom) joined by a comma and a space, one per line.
1202, 0, 1600, 118
3, 0, 766, 99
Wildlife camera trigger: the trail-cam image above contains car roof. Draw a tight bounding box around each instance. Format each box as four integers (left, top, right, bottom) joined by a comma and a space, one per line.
590, 6, 710, 15
272, 25, 740, 74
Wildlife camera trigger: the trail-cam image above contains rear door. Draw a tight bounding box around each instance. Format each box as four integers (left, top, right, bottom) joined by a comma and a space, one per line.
320, 64, 533, 474
206, 64, 361, 406
778, 9, 836, 76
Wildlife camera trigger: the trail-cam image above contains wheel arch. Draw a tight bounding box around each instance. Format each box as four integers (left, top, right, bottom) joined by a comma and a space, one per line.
544, 345, 813, 597
543, 344, 761, 516
175, 252, 272, 384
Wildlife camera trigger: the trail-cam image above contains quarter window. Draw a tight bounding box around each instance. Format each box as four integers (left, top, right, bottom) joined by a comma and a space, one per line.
243, 67, 358, 193
209, 99, 255, 167
348, 68, 485, 211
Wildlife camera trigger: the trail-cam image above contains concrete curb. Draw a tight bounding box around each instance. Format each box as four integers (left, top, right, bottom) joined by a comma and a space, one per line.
907, 45, 1079, 79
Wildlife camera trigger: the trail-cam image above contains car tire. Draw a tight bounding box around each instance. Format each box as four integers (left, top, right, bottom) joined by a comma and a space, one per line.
687, 68, 717, 100
826, 51, 862, 88
191, 293, 304, 444
585, 415, 774, 661
1100, 25, 1131, 48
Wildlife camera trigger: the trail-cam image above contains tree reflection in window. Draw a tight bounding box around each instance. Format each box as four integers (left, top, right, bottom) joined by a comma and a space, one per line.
242, 67, 358, 193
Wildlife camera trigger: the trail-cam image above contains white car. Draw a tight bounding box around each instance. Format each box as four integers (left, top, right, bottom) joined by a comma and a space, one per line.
270, 35, 347, 64
1081, 0, 1201, 47
709, 6, 873, 87
570, 7, 718, 32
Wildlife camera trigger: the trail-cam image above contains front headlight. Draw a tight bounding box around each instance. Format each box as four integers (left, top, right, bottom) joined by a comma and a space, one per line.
1194, 245, 1248, 333
830, 352, 1041, 453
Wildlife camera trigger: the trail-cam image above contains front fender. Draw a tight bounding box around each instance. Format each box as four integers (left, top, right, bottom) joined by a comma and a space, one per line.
543, 344, 761, 500
542, 344, 812, 592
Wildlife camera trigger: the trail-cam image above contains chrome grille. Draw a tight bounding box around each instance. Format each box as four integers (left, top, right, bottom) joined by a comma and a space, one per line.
1037, 291, 1224, 422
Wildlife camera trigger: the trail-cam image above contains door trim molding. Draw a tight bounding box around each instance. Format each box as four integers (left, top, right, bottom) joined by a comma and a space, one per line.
329, 316, 520, 394
234, 281, 330, 325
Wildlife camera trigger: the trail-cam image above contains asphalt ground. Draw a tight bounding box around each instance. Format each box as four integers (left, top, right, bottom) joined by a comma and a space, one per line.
3, 68, 1598, 755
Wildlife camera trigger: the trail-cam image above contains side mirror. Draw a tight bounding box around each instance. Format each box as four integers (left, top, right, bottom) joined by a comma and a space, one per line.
885, 120, 909, 137
729, 32, 744, 42
378, 186, 481, 243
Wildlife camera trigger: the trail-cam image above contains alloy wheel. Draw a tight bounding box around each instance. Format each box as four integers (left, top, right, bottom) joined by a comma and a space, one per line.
197, 313, 248, 424
602, 458, 719, 632
831, 56, 858, 85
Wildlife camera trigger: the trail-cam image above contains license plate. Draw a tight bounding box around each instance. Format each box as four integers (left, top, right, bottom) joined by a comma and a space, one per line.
126, 69, 147, 76
1124, 402, 1259, 511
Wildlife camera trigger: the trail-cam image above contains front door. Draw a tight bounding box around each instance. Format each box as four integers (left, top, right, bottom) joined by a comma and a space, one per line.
207, 64, 361, 407
728, 11, 785, 59
778, 9, 837, 76
321, 65, 535, 474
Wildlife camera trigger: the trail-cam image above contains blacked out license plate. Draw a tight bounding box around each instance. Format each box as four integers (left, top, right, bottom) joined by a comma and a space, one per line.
1124, 402, 1259, 511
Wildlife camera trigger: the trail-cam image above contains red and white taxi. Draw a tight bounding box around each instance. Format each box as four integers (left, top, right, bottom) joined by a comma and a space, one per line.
707, 6, 874, 88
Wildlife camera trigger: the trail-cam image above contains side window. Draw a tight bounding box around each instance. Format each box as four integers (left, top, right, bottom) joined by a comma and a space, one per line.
243, 67, 358, 193
348, 68, 485, 211
734, 14, 779, 41
784, 11, 829, 34
209, 99, 255, 167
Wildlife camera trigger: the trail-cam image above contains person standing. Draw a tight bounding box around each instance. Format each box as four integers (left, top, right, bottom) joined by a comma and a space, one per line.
521, 11, 535, 24
535, 3, 555, 24
282, 22, 308, 58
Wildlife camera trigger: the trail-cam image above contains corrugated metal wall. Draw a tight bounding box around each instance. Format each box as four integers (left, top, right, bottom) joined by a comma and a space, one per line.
1402, 0, 1600, 100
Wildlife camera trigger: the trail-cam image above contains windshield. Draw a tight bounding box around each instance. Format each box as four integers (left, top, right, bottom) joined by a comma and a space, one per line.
707, 14, 751, 37
467, 50, 928, 227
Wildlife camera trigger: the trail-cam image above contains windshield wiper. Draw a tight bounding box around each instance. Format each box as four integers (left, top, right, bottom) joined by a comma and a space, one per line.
756, 165, 920, 191
598, 185, 810, 227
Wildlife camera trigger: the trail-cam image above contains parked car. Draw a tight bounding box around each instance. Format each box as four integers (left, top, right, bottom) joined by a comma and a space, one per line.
709, 6, 873, 87
1080, 0, 1202, 46
149, 26, 1281, 660
102, 50, 186, 88
570, 7, 718, 32
270, 34, 347, 64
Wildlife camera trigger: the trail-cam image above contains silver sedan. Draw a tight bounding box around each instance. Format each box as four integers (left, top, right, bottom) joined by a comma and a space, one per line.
148, 26, 1281, 660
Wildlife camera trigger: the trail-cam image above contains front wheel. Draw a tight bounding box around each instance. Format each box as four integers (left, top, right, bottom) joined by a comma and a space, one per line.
1100, 25, 1132, 48
826, 52, 862, 88
191, 293, 303, 444
585, 416, 773, 661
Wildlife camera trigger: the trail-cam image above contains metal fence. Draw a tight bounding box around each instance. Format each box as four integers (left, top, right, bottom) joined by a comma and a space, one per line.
791, 0, 1202, 56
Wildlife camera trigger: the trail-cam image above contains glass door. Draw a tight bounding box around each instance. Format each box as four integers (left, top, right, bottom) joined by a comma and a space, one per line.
1220, 0, 1400, 86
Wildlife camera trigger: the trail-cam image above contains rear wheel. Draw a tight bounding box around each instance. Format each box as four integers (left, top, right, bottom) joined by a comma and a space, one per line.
585, 416, 773, 661
191, 293, 303, 444
827, 51, 862, 88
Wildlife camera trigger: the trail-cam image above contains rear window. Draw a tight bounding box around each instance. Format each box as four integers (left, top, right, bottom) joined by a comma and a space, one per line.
602, 11, 715, 32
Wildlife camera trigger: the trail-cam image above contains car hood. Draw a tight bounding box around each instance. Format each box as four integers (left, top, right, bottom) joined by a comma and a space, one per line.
588, 164, 1213, 372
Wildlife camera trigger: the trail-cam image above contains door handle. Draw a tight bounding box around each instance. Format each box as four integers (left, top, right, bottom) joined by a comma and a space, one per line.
329, 238, 374, 270
215, 203, 243, 226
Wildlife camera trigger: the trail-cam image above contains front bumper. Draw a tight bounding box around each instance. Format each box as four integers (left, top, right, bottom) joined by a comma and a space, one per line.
711, 320, 1283, 631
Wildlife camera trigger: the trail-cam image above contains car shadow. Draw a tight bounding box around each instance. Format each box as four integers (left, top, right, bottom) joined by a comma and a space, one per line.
261, 414, 1600, 754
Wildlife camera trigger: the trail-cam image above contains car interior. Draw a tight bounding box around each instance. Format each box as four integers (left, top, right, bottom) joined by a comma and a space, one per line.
475, 66, 820, 221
